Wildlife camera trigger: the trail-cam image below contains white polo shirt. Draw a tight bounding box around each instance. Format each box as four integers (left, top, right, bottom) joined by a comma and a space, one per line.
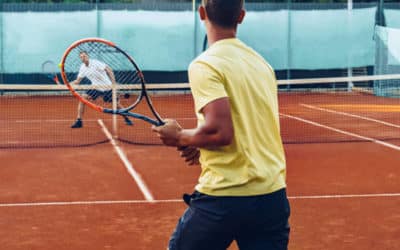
78, 59, 112, 87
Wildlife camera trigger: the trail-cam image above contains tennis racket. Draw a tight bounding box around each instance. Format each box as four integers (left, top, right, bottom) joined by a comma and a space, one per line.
42, 60, 62, 85
59, 38, 164, 126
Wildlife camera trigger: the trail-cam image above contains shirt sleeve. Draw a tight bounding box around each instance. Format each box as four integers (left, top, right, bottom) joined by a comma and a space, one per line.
77, 65, 86, 79
94, 59, 107, 71
188, 61, 228, 113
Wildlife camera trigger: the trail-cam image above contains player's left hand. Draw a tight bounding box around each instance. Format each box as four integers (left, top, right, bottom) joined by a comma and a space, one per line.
152, 119, 182, 147
178, 146, 200, 166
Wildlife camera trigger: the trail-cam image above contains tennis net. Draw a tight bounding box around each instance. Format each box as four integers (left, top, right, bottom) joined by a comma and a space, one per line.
374, 26, 400, 98
0, 75, 399, 148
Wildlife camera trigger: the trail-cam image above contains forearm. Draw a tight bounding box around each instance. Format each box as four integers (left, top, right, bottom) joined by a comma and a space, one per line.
71, 78, 81, 85
153, 98, 233, 148
105, 67, 116, 83
179, 99, 233, 148
178, 125, 232, 148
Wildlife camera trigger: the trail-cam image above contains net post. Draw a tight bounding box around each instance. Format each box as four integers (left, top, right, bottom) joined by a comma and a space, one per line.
96, 0, 101, 38
286, 0, 292, 91
347, 0, 353, 92
347, 68, 354, 92
0, 3, 3, 84
112, 81, 118, 139
193, 0, 198, 57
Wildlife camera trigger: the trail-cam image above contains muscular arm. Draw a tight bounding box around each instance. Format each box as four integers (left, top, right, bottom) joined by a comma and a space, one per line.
70, 77, 83, 85
153, 97, 234, 148
105, 66, 116, 83
180, 97, 233, 147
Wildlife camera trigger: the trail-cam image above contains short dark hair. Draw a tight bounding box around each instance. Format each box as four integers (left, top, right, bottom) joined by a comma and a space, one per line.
79, 51, 88, 56
202, 0, 244, 28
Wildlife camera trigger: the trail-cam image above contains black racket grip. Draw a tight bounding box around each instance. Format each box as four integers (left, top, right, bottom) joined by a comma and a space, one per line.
156, 120, 165, 126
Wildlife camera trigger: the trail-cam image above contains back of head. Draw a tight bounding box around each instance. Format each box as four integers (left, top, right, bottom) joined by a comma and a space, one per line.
202, 0, 244, 29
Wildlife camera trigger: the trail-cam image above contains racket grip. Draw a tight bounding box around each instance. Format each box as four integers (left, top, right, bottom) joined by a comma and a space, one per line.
177, 146, 189, 151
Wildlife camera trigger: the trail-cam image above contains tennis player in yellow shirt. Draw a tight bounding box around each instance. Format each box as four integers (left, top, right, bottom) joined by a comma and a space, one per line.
152, 0, 290, 249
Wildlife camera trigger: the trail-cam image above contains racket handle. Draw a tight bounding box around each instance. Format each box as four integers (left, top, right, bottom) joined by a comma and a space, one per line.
157, 120, 165, 126
104, 109, 162, 126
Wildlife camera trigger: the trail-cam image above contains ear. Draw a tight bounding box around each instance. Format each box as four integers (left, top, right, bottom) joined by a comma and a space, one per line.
198, 5, 206, 21
237, 9, 245, 24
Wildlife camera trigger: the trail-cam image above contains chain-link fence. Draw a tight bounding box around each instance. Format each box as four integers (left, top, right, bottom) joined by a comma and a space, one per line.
0, 1, 399, 84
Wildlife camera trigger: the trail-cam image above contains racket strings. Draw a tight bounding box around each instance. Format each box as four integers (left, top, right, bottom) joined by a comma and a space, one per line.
63, 41, 143, 110
42, 61, 57, 73
88, 42, 143, 109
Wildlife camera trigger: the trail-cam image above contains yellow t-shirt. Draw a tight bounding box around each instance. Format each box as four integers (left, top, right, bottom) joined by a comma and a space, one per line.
188, 38, 286, 196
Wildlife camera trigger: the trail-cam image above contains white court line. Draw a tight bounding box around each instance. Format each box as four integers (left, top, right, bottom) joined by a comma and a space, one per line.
1, 193, 400, 207
13, 119, 100, 123
280, 113, 400, 151
300, 103, 400, 129
97, 119, 154, 201
4, 117, 196, 123
288, 193, 400, 199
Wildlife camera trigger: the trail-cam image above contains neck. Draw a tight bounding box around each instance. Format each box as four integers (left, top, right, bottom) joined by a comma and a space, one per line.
206, 24, 237, 47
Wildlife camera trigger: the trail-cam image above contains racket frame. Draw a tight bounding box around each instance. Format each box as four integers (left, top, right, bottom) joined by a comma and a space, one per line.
60, 37, 164, 126
42, 60, 62, 85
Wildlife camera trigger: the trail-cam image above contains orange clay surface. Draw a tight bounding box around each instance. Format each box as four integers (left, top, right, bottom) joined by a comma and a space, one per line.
1, 91, 399, 249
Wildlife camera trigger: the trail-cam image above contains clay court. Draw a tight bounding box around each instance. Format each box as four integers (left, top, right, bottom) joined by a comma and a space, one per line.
1, 90, 399, 250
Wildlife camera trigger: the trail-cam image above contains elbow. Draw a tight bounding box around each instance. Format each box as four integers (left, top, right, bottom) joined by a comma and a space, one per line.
198, 122, 234, 147
216, 128, 234, 146
219, 136, 233, 146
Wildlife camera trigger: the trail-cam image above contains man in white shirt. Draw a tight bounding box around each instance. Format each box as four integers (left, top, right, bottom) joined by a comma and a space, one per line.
70, 51, 132, 128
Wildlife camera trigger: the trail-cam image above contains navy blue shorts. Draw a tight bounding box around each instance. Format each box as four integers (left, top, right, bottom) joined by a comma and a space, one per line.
86, 89, 112, 103
168, 188, 290, 250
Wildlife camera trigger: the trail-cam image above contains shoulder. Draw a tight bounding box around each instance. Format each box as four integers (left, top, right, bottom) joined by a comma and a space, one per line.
91, 59, 101, 65
91, 59, 106, 68
189, 48, 221, 74
79, 63, 86, 72
189, 58, 221, 82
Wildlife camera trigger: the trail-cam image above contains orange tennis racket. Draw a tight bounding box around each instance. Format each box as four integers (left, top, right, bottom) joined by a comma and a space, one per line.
59, 38, 164, 126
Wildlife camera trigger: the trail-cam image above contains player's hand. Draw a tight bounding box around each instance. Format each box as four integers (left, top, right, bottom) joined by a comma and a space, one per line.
152, 119, 182, 147
178, 146, 200, 166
